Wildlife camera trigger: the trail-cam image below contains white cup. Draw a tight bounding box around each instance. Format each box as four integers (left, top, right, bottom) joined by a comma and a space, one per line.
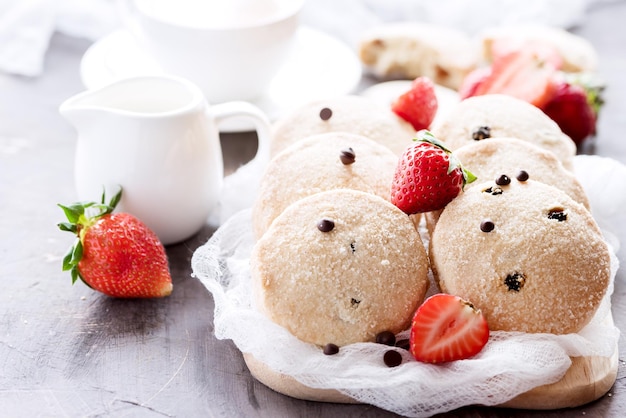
118, 0, 304, 103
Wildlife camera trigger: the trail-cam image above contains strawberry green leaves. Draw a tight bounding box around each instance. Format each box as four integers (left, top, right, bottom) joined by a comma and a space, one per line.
56, 187, 172, 299
417, 130, 477, 186
57, 188, 122, 287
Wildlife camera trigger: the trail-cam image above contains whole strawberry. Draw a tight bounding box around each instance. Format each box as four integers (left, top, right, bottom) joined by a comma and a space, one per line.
542, 73, 604, 146
410, 293, 489, 363
391, 76, 438, 131
58, 189, 173, 298
391, 131, 476, 214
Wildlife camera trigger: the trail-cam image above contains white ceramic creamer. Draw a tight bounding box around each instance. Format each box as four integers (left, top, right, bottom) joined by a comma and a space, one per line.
59, 75, 271, 245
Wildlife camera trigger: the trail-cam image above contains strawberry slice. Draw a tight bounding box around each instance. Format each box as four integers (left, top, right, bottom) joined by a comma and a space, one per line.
391, 76, 438, 131
390, 130, 476, 214
410, 293, 489, 363
472, 43, 560, 108
458, 66, 491, 100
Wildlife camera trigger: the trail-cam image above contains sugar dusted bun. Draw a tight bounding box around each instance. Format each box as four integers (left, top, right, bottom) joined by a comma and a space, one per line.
358, 22, 479, 90
454, 137, 589, 209
251, 189, 430, 347
430, 178, 610, 334
431, 94, 576, 170
425, 136, 590, 235
271, 95, 415, 157
252, 132, 399, 239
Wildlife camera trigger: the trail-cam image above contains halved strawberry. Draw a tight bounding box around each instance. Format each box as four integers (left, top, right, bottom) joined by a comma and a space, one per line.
391, 76, 438, 131
410, 294, 489, 363
458, 66, 491, 100
471, 42, 560, 108
390, 130, 476, 214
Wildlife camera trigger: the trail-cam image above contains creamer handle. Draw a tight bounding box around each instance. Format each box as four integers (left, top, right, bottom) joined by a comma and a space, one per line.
209, 101, 272, 169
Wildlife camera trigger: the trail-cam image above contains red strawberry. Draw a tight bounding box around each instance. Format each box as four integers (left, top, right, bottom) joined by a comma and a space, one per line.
470, 43, 560, 108
541, 73, 604, 146
458, 66, 491, 99
391, 131, 476, 214
410, 293, 489, 364
58, 189, 173, 298
391, 76, 438, 131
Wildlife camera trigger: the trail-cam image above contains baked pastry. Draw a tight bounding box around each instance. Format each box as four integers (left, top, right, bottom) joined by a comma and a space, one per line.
431, 94, 576, 170
430, 177, 610, 334
271, 95, 415, 157
454, 137, 589, 208
424, 137, 590, 235
358, 22, 479, 90
251, 189, 430, 347
480, 25, 598, 73
252, 132, 399, 239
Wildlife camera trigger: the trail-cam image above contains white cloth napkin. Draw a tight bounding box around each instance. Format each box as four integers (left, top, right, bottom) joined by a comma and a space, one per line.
0, 0, 118, 77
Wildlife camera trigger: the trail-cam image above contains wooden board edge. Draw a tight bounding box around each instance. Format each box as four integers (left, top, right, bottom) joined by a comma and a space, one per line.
244, 314, 619, 409
502, 312, 619, 409
243, 353, 356, 403
501, 347, 618, 409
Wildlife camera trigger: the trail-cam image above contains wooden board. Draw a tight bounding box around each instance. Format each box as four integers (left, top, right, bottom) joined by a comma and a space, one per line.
244, 314, 619, 410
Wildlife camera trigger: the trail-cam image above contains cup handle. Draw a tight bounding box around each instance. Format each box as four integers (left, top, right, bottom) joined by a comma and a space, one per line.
208, 101, 272, 168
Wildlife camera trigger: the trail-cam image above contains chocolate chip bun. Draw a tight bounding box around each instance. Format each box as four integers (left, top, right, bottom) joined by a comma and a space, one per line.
358, 22, 479, 90
252, 132, 399, 239
455, 137, 589, 208
480, 25, 598, 73
251, 189, 430, 347
430, 177, 610, 334
271, 95, 416, 157
424, 137, 590, 235
431, 94, 576, 170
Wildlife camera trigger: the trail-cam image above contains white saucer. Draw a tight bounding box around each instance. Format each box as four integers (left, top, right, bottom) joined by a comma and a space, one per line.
80, 27, 362, 132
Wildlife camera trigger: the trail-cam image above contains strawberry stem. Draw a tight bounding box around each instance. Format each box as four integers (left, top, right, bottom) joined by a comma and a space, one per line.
565, 72, 605, 116
57, 187, 123, 286
415, 130, 477, 188
415, 130, 452, 153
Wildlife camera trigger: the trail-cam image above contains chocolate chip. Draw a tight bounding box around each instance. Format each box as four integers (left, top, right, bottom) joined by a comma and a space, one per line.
480, 219, 495, 232
483, 186, 503, 196
504, 272, 526, 291
376, 331, 396, 346
340, 147, 356, 165
495, 174, 511, 186
516, 170, 529, 182
548, 208, 567, 222
317, 219, 335, 232
395, 339, 410, 350
350, 298, 361, 308
323, 343, 339, 355
350, 241, 357, 253
319, 107, 333, 121
472, 126, 491, 140
383, 350, 403, 367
